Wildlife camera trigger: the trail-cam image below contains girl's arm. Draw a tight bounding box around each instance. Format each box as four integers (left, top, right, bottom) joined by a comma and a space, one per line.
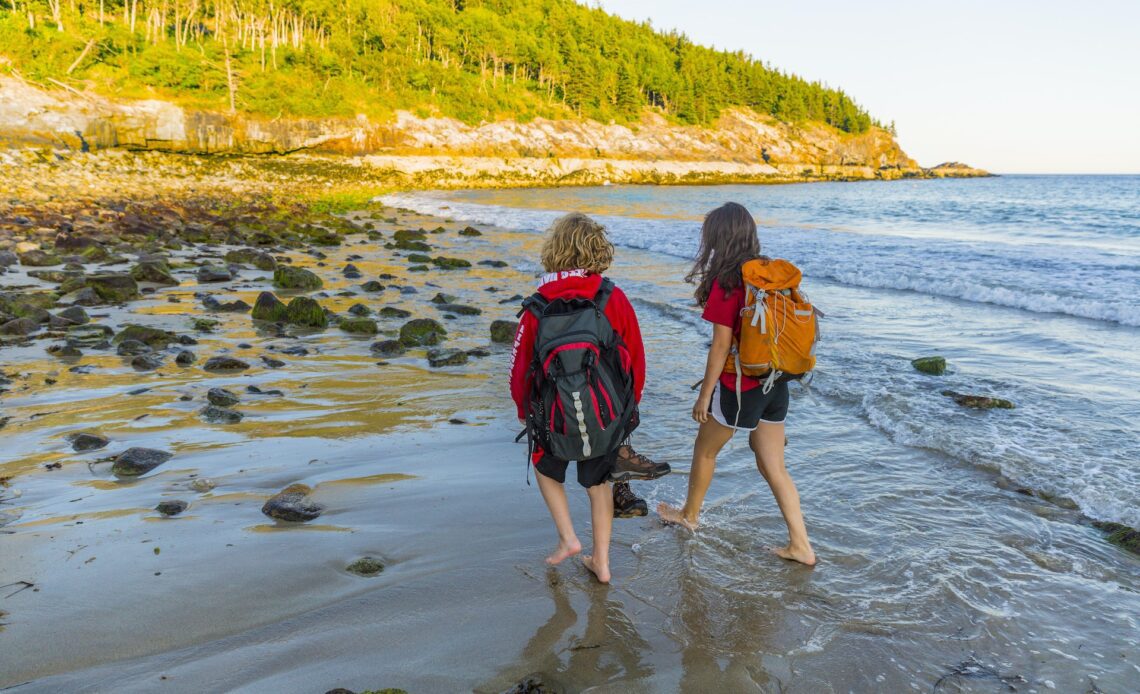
693, 323, 734, 423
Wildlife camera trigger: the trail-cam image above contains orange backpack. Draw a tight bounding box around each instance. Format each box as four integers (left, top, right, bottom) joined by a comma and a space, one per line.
724, 258, 820, 392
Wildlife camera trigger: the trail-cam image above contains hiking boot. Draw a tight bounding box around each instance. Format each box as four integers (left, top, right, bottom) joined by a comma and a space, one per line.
613, 481, 647, 518
609, 445, 670, 482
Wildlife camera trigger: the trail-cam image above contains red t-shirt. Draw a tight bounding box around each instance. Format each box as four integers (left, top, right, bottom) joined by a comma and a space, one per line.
701, 279, 761, 392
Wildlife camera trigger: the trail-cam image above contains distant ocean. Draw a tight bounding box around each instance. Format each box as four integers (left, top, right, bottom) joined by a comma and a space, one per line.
384, 176, 1140, 530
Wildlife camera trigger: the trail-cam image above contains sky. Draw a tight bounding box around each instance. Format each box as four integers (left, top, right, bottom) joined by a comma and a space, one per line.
595, 0, 1140, 174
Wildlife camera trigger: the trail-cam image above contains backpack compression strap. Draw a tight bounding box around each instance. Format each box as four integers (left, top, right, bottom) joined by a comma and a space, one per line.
594, 278, 616, 311
518, 293, 549, 319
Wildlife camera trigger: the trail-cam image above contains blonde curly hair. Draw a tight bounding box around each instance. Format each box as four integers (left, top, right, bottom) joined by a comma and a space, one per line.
541, 212, 614, 274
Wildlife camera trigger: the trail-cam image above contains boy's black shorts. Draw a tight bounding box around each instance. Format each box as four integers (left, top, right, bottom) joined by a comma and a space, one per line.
535, 453, 612, 488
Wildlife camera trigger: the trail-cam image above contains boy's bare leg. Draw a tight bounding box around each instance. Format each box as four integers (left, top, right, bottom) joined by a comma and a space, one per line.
658, 418, 734, 530
535, 470, 582, 565
581, 482, 613, 583
750, 422, 816, 566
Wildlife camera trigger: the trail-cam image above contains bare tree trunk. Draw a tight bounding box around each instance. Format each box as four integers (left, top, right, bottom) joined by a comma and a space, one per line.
223, 35, 237, 114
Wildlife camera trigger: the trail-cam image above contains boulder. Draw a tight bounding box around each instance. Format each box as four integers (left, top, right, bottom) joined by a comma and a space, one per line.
261, 483, 322, 522
196, 265, 233, 283
19, 249, 61, 267
339, 318, 378, 335
0, 250, 17, 267
911, 356, 946, 375
252, 291, 289, 322
130, 261, 179, 286
28, 269, 76, 283
427, 348, 469, 367
399, 318, 447, 347
370, 340, 406, 357
207, 387, 240, 407
155, 500, 189, 516
361, 281, 385, 292
200, 405, 244, 424
67, 323, 113, 348
175, 350, 196, 365
68, 432, 109, 452
342, 263, 362, 278
406, 253, 432, 263
192, 318, 220, 332
113, 324, 177, 349
393, 229, 427, 242
203, 356, 251, 372
112, 447, 173, 477
86, 273, 140, 303
941, 390, 1015, 410
347, 303, 371, 317
70, 287, 103, 306
131, 354, 163, 370
459, 226, 483, 236
285, 296, 329, 328
490, 320, 518, 344
273, 265, 323, 290
0, 318, 39, 336
394, 239, 431, 252
435, 303, 482, 316
58, 306, 90, 325
224, 248, 276, 271
346, 556, 385, 577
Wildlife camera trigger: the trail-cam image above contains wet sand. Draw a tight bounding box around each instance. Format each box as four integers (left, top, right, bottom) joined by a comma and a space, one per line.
2, 177, 1139, 693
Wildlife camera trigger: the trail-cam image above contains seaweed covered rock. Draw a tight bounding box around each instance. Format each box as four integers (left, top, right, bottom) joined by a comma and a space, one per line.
19, 249, 61, 267
370, 340, 406, 357
459, 226, 483, 236
207, 387, 240, 407
432, 256, 472, 269
112, 447, 173, 477
130, 261, 179, 286
435, 303, 481, 316
113, 324, 177, 349
430, 293, 459, 304
252, 291, 289, 322
339, 318, 379, 335
427, 348, 468, 367
0, 318, 39, 336
155, 500, 189, 517
68, 432, 109, 452
285, 296, 329, 328
196, 265, 233, 283
200, 405, 244, 424
490, 320, 518, 344
399, 318, 447, 347
86, 273, 140, 303
203, 356, 251, 372
261, 483, 322, 522
1092, 521, 1140, 554
346, 556, 385, 577
379, 307, 411, 319
911, 356, 946, 375
273, 265, 323, 290
941, 390, 1015, 410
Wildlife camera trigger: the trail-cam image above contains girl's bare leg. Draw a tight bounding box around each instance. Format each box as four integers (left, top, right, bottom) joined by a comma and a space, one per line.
535, 470, 582, 564
658, 418, 735, 529
750, 422, 816, 566
581, 482, 613, 583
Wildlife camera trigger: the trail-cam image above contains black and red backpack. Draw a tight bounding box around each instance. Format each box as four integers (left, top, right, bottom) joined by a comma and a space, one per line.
518, 278, 638, 465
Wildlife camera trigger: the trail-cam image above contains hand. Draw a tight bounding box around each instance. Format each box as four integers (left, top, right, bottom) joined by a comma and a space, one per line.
519, 417, 526, 427
692, 393, 711, 424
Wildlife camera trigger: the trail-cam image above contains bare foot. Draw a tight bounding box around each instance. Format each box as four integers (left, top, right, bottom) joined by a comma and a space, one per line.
657, 502, 697, 532
545, 538, 582, 566
580, 554, 611, 584
773, 545, 817, 566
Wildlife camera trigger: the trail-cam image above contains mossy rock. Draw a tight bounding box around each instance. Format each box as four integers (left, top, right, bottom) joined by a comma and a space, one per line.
459, 226, 483, 236
394, 239, 431, 252
28, 269, 76, 284
346, 556, 385, 577
370, 340, 406, 357
18, 249, 61, 267
285, 296, 329, 328
490, 320, 518, 344
941, 390, 1015, 410
252, 291, 289, 322
113, 324, 177, 349
430, 293, 459, 304
86, 273, 140, 303
406, 253, 433, 263
399, 318, 447, 347
379, 307, 411, 319
224, 248, 276, 271
911, 356, 946, 375
273, 265, 323, 291
111, 447, 173, 477
361, 281, 386, 292
427, 348, 468, 367
393, 229, 427, 242
1092, 521, 1140, 554
192, 318, 220, 332
432, 256, 472, 269
340, 318, 379, 335
130, 261, 179, 286
435, 303, 481, 316
408, 265, 429, 273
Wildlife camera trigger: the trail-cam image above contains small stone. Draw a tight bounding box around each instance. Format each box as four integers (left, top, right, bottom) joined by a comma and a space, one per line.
196, 265, 233, 283
281, 345, 309, 356
203, 356, 251, 372
346, 556, 385, 577
398, 318, 447, 347
131, 354, 163, 370
19, 249, 62, 267
130, 261, 178, 286
261, 483, 322, 522
432, 256, 471, 269
189, 478, 216, 493
113, 324, 177, 349
175, 350, 196, 365
47, 344, 83, 358
478, 260, 509, 268
435, 303, 481, 316
58, 306, 89, 324
156, 500, 188, 516
342, 263, 362, 278
0, 318, 39, 336
207, 387, 240, 407
430, 292, 458, 304
112, 447, 173, 477
941, 390, 1015, 410
459, 226, 483, 236
260, 355, 285, 368
224, 248, 276, 271
361, 281, 385, 292
911, 356, 946, 375
347, 303, 371, 317
200, 405, 244, 424
69, 432, 109, 452
379, 307, 411, 319
117, 339, 152, 356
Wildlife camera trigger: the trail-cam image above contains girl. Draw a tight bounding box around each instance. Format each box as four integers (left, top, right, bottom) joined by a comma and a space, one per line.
658, 202, 816, 566
509, 212, 667, 583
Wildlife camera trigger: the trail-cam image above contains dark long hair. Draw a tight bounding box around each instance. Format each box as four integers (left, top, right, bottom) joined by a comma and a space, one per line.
685, 202, 761, 305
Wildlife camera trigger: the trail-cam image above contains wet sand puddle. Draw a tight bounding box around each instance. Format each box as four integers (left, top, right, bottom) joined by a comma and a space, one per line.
1, 203, 1138, 692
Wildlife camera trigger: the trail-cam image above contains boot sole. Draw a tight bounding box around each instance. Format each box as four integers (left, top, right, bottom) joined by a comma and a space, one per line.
614, 507, 648, 518
608, 467, 671, 483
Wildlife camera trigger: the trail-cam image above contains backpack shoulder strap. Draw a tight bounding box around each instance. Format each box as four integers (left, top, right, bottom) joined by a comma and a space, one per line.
594, 278, 616, 312
518, 292, 548, 319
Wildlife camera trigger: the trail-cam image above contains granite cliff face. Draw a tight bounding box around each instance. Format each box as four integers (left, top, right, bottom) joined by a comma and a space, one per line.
0, 75, 987, 183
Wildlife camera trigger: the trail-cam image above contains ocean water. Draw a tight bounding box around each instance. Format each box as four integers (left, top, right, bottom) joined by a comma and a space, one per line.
383, 176, 1140, 531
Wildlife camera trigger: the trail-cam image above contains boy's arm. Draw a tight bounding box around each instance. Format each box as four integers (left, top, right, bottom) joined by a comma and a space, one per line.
608, 287, 645, 403
508, 314, 536, 419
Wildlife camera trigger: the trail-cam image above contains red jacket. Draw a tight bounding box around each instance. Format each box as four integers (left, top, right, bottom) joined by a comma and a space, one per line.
509, 270, 645, 419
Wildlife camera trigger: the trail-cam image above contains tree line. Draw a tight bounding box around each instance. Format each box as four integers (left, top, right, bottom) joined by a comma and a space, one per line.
2, 0, 878, 133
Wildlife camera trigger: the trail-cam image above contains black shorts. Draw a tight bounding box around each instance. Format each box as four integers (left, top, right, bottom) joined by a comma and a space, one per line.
535, 453, 612, 488
709, 381, 789, 431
